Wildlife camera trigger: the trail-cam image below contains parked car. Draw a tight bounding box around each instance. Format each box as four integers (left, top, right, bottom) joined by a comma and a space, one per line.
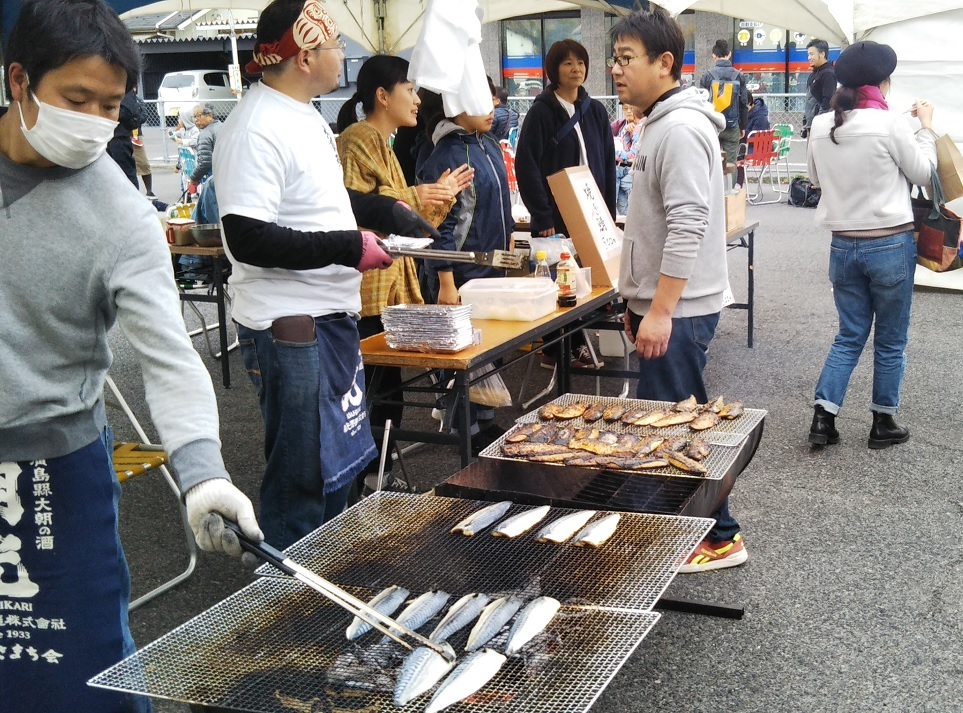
157, 70, 248, 124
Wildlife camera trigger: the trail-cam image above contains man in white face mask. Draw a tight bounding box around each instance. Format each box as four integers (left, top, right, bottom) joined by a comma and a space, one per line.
0, 1, 264, 711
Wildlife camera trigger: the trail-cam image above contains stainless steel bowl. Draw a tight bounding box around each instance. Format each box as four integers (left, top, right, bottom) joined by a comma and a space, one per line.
189, 224, 223, 247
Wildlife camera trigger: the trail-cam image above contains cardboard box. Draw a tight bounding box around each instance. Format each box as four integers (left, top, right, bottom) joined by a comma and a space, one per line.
725, 186, 747, 233
546, 166, 621, 289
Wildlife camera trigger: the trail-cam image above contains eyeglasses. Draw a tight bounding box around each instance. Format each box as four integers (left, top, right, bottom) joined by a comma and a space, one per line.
606, 55, 637, 68
318, 37, 347, 51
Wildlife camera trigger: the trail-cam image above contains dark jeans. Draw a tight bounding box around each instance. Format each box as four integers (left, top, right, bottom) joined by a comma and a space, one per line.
238, 318, 361, 548
628, 310, 739, 542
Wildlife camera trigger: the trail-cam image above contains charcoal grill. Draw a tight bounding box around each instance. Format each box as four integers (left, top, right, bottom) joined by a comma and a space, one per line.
90, 495, 710, 712
480, 393, 766, 480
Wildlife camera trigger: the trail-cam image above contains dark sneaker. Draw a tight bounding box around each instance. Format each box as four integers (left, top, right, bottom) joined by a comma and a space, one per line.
677, 533, 748, 573
571, 345, 604, 369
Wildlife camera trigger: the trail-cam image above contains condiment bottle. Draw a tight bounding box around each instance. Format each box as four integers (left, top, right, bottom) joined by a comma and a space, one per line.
555, 250, 577, 307
533, 251, 551, 279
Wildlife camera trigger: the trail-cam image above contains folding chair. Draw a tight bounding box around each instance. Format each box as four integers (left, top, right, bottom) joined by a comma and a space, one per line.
507, 125, 519, 151
499, 140, 520, 205
105, 375, 197, 611
772, 124, 794, 191
739, 129, 780, 205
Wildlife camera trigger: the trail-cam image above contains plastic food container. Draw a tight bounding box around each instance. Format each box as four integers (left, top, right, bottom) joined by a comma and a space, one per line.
459, 277, 558, 321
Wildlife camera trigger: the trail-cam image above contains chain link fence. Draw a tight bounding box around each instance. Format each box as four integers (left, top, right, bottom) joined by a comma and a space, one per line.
142, 93, 809, 174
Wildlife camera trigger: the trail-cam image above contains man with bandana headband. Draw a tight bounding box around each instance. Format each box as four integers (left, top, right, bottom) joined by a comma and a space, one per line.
215, 0, 432, 549
0, 1, 264, 711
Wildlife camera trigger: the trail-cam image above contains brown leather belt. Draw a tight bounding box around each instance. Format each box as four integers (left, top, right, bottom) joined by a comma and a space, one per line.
271, 315, 316, 343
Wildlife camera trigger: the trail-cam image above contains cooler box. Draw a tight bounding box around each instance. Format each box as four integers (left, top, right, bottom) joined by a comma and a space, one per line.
459, 277, 557, 321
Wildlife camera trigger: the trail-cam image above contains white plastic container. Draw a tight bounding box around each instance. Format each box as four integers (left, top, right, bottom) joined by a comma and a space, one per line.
459, 277, 557, 321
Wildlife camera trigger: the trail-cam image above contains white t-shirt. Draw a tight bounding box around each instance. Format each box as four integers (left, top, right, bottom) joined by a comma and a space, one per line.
214, 82, 361, 330
556, 92, 589, 168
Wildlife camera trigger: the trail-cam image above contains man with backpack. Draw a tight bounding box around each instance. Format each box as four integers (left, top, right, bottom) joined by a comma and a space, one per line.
700, 39, 747, 188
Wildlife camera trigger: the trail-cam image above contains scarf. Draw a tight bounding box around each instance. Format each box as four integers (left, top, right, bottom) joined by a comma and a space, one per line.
855, 85, 889, 111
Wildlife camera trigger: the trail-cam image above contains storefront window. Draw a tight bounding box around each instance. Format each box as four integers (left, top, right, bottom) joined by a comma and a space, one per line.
502, 13, 580, 96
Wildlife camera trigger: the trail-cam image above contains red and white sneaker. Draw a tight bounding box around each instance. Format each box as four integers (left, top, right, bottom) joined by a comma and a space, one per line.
677, 533, 748, 573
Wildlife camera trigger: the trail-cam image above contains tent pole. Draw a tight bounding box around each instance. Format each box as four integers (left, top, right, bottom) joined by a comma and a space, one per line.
375, 0, 387, 54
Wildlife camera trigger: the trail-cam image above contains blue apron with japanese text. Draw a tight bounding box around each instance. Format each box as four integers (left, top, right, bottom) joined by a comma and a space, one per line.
316, 315, 376, 494
0, 434, 149, 713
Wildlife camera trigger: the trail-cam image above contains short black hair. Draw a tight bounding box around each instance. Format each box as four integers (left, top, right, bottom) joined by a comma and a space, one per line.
610, 6, 684, 82
711, 39, 730, 58
544, 39, 589, 87
806, 38, 829, 57
254, 0, 304, 71
5, 0, 141, 93
494, 86, 509, 103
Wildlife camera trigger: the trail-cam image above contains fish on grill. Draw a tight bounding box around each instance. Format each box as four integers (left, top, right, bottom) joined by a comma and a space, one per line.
381, 589, 450, 643
703, 395, 725, 413
635, 435, 665, 456
393, 643, 456, 707
501, 442, 571, 459
538, 403, 564, 420
345, 585, 409, 640
719, 400, 744, 419
551, 426, 575, 446
465, 595, 525, 651
492, 504, 551, 538
600, 455, 668, 470
689, 411, 720, 431
628, 409, 669, 426
651, 411, 697, 427
568, 437, 617, 456
672, 395, 699, 412
565, 455, 606, 468
554, 402, 588, 420
664, 435, 689, 453
527, 422, 559, 443
582, 402, 606, 422
451, 501, 512, 536
598, 430, 620, 445
528, 450, 581, 463
602, 404, 627, 422
613, 433, 643, 453
505, 423, 542, 443
425, 648, 507, 713
536, 510, 596, 543
660, 449, 709, 475
504, 596, 561, 655
429, 593, 492, 644
572, 513, 621, 548
685, 437, 711, 461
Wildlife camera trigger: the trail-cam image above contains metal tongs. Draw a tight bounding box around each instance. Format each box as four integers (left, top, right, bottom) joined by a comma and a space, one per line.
384, 237, 524, 271
224, 521, 456, 662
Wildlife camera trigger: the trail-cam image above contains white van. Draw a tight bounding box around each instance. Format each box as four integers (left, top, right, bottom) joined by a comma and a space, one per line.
157, 70, 248, 122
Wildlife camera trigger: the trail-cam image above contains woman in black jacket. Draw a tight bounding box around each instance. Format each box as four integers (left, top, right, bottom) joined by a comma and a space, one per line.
515, 39, 617, 238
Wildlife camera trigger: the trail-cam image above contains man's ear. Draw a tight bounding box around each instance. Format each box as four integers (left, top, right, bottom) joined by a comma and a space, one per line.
8, 63, 28, 102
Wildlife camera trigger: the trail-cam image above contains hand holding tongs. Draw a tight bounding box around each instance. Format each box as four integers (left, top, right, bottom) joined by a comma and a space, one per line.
224, 521, 455, 662
384, 236, 524, 270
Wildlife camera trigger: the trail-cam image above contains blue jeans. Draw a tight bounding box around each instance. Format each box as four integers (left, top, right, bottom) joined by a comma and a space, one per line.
628, 311, 739, 541
616, 165, 633, 215
238, 317, 365, 549
814, 232, 916, 416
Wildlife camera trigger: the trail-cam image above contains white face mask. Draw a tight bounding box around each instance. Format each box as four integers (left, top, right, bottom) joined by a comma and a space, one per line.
18, 91, 118, 169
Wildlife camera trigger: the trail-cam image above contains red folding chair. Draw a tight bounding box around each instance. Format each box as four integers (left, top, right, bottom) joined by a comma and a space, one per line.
739, 129, 780, 205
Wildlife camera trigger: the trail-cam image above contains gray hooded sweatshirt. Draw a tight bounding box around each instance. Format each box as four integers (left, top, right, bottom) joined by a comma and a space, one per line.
619, 87, 729, 319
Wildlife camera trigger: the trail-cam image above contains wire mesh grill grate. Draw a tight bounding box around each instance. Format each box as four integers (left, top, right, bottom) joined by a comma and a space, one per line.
256, 494, 713, 612
480, 393, 766, 480
90, 495, 707, 711
90, 571, 661, 711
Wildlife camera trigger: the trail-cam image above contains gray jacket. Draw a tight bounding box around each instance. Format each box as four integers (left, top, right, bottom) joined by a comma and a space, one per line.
619, 87, 729, 318
190, 119, 222, 183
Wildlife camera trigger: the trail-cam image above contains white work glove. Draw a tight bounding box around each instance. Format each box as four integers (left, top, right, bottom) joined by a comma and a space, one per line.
185, 479, 263, 567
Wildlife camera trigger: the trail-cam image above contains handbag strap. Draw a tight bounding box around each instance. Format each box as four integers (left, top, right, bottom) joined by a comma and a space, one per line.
928, 166, 952, 220
552, 98, 590, 146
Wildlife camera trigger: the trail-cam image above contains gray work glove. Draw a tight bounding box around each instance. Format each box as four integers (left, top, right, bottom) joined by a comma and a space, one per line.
185, 479, 263, 568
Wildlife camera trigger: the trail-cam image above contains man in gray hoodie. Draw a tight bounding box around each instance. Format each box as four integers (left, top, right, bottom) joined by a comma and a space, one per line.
609, 7, 746, 573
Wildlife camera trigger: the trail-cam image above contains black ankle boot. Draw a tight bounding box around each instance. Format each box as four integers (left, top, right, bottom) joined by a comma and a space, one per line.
868, 412, 909, 449
809, 405, 840, 445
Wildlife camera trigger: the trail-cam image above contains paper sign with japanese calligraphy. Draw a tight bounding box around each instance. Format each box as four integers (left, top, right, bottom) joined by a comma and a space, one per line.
546, 166, 622, 289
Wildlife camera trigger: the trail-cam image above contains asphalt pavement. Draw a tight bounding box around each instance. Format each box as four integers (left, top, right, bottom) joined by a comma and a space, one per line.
109, 169, 963, 712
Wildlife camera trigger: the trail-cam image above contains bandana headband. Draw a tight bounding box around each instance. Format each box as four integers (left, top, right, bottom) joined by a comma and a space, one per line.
246, 0, 338, 74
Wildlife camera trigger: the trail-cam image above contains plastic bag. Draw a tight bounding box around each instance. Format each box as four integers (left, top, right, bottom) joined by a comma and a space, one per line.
468, 363, 513, 408
527, 236, 578, 266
